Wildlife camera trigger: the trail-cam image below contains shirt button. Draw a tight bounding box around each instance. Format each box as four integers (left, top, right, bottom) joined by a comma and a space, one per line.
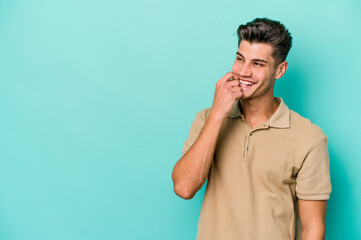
247, 147, 250, 151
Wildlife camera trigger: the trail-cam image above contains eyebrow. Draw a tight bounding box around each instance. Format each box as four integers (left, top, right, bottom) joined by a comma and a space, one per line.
236, 52, 269, 64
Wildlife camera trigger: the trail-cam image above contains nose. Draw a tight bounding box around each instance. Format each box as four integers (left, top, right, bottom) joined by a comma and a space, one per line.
238, 63, 252, 77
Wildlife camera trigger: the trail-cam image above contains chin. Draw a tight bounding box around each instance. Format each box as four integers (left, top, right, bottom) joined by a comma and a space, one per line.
240, 93, 252, 99
240, 96, 250, 100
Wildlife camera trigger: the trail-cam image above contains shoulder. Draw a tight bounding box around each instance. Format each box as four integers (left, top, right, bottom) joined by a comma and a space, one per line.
195, 107, 212, 120
289, 110, 327, 143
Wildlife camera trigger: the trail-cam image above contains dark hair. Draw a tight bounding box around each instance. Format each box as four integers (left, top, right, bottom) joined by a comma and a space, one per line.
237, 18, 292, 64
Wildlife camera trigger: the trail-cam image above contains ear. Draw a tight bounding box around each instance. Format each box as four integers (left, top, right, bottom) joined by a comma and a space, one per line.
275, 61, 288, 79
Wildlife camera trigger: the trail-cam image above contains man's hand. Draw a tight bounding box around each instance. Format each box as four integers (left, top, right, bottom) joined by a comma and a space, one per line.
210, 72, 243, 120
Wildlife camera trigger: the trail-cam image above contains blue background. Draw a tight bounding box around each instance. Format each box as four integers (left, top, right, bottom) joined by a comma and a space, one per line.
0, 0, 360, 239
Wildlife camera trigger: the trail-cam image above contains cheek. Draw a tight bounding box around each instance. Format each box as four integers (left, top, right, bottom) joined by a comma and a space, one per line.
254, 69, 269, 78
231, 62, 238, 72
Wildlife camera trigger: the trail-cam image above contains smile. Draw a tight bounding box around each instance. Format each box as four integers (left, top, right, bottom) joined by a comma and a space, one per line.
239, 80, 255, 86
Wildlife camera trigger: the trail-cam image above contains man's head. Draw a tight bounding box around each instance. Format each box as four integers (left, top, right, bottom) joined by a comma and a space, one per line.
237, 18, 292, 65
231, 18, 292, 100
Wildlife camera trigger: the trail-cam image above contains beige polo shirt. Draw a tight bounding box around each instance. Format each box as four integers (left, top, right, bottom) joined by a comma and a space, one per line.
181, 97, 332, 240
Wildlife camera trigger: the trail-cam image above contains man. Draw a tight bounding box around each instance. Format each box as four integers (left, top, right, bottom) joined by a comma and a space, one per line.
172, 18, 332, 240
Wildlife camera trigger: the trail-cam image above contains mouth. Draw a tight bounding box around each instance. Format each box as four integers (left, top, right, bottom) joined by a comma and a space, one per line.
239, 79, 256, 87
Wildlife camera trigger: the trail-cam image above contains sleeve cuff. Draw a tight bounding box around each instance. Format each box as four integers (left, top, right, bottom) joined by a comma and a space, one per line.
296, 193, 330, 200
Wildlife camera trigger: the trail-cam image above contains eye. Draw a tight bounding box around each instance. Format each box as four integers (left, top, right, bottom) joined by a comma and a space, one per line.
253, 62, 264, 67
236, 57, 244, 62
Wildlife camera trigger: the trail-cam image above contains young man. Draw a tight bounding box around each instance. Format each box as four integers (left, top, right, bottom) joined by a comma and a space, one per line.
172, 18, 332, 240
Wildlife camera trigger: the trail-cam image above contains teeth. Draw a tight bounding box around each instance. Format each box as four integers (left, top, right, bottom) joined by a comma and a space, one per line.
239, 80, 255, 86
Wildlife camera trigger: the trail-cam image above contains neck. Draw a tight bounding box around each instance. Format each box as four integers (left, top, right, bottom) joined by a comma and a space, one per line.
240, 96, 280, 125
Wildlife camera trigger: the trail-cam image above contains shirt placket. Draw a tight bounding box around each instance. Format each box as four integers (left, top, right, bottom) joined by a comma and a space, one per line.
241, 119, 269, 162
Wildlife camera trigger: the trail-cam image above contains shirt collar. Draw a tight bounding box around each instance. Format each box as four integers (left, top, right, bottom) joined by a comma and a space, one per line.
227, 97, 290, 129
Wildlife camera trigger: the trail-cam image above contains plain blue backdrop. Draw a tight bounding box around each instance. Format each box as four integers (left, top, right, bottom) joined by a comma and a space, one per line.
0, 0, 360, 239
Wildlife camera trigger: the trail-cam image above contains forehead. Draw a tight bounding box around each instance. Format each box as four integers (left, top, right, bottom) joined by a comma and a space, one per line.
237, 40, 274, 62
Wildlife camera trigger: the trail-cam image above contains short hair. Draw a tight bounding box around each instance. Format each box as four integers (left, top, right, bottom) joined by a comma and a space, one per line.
237, 18, 292, 65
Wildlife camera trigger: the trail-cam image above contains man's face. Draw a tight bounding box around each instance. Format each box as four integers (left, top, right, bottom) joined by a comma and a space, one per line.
231, 40, 282, 100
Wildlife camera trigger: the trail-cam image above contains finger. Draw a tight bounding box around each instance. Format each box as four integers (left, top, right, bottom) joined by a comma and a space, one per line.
218, 72, 236, 84
230, 72, 240, 80
226, 73, 241, 82
233, 91, 243, 100
225, 79, 241, 88
230, 86, 242, 93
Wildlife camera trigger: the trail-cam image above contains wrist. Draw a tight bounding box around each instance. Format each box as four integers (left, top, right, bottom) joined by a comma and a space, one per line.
208, 110, 227, 123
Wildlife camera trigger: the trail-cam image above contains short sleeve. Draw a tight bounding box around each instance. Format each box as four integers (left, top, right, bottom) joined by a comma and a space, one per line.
295, 136, 332, 200
181, 110, 206, 156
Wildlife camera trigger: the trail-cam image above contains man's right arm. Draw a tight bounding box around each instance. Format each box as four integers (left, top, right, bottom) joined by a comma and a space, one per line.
171, 72, 242, 199
171, 112, 225, 199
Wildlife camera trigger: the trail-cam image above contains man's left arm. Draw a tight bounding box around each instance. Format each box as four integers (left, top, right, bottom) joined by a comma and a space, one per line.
299, 199, 327, 240
296, 134, 332, 240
